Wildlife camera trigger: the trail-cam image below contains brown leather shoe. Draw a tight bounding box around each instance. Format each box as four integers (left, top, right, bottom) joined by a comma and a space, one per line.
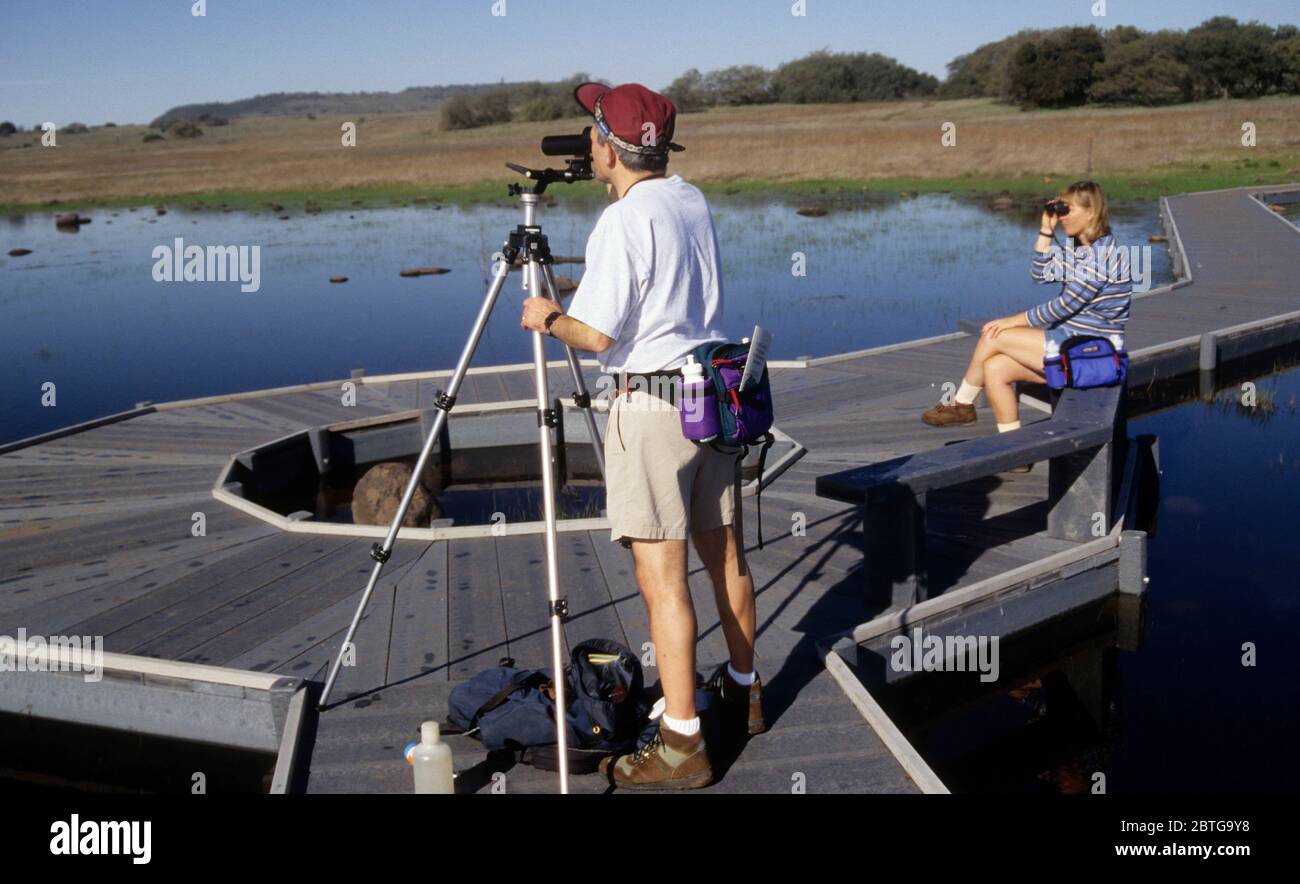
922, 401, 976, 427
600, 721, 713, 790
707, 664, 767, 738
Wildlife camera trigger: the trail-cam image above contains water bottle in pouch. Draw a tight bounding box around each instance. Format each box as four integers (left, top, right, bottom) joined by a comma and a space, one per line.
679, 355, 720, 442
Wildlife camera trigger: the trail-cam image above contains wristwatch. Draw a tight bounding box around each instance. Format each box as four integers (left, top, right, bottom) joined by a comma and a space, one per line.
543, 311, 563, 336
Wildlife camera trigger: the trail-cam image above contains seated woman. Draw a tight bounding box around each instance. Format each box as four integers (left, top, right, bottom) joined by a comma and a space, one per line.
922, 180, 1132, 440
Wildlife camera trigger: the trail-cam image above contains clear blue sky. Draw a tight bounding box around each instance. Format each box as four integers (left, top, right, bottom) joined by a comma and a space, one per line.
2, 0, 1296, 125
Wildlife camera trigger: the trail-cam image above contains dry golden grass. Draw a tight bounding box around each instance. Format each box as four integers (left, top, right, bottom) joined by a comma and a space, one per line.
1, 96, 1298, 206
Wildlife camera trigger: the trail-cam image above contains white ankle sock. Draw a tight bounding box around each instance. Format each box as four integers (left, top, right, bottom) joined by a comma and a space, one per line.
997, 420, 1022, 432
954, 380, 982, 405
727, 663, 756, 686
661, 712, 700, 736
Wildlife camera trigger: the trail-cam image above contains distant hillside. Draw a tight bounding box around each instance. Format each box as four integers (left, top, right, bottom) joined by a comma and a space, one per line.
149, 79, 581, 126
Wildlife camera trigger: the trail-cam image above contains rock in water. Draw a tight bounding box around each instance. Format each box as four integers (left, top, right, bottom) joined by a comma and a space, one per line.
8, 248, 32, 257
351, 462, 441, 528
796, 207, 828, 217
329, 276, 348, 283
399, 267, 451, 277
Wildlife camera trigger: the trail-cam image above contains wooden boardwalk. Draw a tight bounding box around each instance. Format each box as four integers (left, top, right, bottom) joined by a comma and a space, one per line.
1, 184, 1297, 793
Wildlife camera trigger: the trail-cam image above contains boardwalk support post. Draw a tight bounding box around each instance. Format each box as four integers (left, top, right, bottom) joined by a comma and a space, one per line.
864, 490, 927, 609
1118, 529, 1147, 595
1198, 332, 1218, 371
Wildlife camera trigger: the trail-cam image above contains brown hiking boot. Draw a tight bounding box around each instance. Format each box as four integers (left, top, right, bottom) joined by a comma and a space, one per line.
600, 721, 713, 790
707, 664, 767, 739
921, 401, 976, 427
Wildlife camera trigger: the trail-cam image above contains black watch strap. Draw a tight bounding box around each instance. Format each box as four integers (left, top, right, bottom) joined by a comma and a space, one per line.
543, 311, 563, 335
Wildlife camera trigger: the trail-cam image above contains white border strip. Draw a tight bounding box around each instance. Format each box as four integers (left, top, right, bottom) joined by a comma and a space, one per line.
806, 331, 970, 367
820, 645, 949, 794
0, 638, 285, 691
843, 534, 1121, 647
1159, 194, 1194, 286
1249, 190, 1300, 236
270, 685, 309, 794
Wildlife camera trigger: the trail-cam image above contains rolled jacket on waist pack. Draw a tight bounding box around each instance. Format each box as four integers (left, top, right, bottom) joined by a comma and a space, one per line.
1043, 335, 1129, 390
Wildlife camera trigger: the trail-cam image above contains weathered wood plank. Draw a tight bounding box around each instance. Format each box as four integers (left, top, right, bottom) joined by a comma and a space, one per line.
386, 541, 449, 683
445, 536, 507, 678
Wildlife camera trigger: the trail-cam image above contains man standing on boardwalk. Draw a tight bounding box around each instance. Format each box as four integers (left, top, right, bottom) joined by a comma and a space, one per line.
519, 82, 765, 789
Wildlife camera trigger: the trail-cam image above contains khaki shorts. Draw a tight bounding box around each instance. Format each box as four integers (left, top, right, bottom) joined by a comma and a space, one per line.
605, 389, 739, 543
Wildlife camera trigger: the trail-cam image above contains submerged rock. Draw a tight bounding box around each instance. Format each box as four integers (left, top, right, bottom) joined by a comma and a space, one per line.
399, 267, 451, 277
329, 275, 348, 283
796, 207, 828, 217
7, 248, 32, 257
55, 212, 90, 228
351, 462, 441, 528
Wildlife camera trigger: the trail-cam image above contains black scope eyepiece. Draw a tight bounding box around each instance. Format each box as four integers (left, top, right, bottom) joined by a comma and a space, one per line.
541, 126, 592, 158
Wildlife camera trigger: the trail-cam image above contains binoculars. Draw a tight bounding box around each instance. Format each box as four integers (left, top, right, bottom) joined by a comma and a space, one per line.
1045, 199, 1071, 217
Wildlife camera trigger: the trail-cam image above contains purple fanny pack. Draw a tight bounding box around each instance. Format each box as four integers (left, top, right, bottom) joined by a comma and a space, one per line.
689, 340, 775, 447
684, 340, 777, 549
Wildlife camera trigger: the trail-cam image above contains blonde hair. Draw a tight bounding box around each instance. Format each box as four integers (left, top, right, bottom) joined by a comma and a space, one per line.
1060, 180, 1111, 242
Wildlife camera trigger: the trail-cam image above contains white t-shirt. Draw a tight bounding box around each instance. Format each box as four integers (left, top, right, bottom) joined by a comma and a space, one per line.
566, 174, 727, 373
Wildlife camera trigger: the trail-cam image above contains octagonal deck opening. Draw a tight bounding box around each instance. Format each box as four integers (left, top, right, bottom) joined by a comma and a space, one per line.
214, 403, 609, 539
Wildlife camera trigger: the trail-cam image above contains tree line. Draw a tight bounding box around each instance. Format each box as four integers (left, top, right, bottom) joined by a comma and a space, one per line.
436, 16, 1300, 130
944, 17, 1300, 107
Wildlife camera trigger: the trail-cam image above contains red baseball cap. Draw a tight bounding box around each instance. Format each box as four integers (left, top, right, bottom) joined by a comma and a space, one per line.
573, 82, 685, 156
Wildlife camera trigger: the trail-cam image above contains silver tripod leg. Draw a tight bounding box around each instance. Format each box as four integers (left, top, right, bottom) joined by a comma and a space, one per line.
317, 255, 515, 712
540, 263, 605, 484
525, 256, 570, 793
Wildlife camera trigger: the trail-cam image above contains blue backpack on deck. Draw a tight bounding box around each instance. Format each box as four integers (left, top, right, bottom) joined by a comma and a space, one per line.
444, 638, 649, 772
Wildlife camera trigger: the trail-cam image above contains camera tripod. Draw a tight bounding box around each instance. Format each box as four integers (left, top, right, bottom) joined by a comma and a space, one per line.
317, 158, 606, 794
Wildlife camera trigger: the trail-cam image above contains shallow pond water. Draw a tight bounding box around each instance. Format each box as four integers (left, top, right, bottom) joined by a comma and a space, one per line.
0, 192, 1171, 444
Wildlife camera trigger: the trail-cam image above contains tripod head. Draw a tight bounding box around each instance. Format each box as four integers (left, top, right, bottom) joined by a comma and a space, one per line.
506, 126, 595, 195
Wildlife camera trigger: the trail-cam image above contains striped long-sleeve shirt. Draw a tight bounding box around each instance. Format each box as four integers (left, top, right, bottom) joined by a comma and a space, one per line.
1026, 233, 1132, 335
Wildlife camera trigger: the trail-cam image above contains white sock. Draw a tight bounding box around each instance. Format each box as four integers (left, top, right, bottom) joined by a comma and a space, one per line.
727, 662, 756, 686
954, 380, 982, 405
661, 712, 700, 736
997, 420, 1021, 432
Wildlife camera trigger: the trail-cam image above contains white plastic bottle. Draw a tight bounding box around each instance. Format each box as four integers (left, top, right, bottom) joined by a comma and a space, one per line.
413, 721, 454, 794
679, 355, 720, 442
